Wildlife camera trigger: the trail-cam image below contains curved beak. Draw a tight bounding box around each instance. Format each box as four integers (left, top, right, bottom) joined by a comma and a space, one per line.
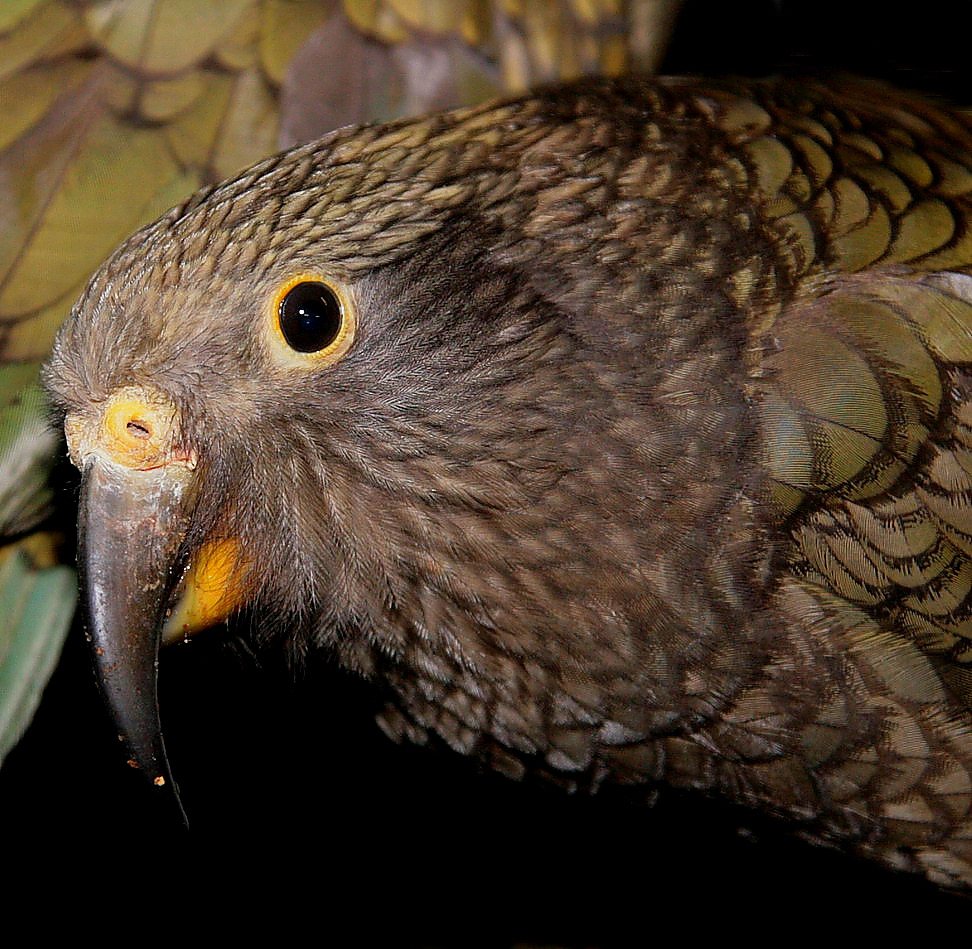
67, 386, 251, 826
64, 387, 196, 823
78, 455, 195, 826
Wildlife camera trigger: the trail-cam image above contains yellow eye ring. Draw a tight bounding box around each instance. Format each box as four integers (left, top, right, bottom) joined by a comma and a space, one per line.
270, 274, 355, 365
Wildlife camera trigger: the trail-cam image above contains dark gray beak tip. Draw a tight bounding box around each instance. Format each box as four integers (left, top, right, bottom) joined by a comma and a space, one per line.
78, 457, 194, 828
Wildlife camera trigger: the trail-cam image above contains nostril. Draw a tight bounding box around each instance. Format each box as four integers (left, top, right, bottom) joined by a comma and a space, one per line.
93, 387, 188, 470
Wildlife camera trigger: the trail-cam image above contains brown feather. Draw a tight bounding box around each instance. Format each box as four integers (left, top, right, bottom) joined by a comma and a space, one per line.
42, 75, 972, 889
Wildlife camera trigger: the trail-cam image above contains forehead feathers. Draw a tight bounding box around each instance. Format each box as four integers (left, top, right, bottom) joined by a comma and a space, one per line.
45, 92, 558, 406
96, 90, 556, 295
45, 76, 686, 414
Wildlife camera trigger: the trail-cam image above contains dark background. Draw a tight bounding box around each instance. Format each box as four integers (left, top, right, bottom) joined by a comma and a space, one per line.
4, 0, 972, 937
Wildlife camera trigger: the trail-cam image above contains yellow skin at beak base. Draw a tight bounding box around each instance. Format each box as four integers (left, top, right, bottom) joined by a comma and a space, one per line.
162, 537, 247, 644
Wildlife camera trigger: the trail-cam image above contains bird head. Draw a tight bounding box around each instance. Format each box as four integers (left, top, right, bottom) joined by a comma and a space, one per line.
42, 81, 760, 820
40, 91, 613, 816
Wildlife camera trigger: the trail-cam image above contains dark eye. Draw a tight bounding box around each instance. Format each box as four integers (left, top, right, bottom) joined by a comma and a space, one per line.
278, 281, 344, 353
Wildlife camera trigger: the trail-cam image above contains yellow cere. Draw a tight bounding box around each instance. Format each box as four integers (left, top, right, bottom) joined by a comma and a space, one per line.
64, 385, 187, 471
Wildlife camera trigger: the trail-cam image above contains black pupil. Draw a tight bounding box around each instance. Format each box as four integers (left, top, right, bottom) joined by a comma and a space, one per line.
279, 281, 343, 353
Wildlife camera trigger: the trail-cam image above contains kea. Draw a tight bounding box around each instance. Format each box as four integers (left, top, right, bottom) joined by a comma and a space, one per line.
40, 75, 972, 890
